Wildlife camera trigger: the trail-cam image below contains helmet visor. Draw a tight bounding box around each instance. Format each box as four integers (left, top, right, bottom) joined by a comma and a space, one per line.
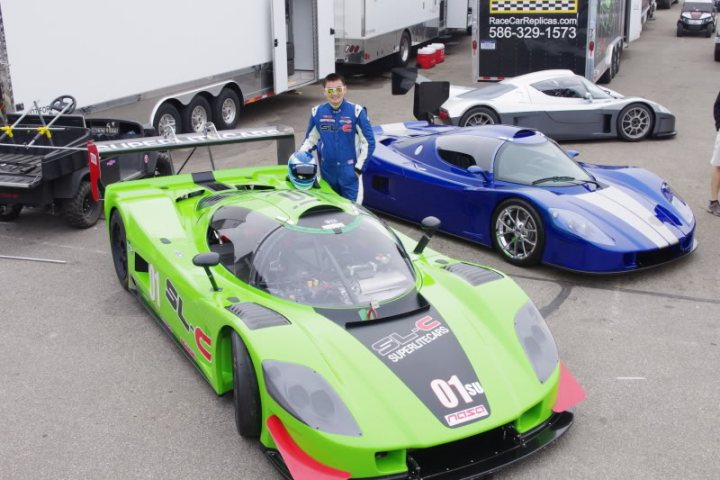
293, 163, 316, 180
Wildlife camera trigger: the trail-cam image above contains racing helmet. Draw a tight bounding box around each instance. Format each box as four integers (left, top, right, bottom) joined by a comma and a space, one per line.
288, 151, 318, 190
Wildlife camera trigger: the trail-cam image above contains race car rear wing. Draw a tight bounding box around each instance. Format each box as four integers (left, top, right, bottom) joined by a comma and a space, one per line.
87, 124, 296, 201
392, 68, 450, 123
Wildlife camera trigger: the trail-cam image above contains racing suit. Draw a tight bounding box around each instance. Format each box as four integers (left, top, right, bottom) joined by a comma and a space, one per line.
300, 100, 375, 202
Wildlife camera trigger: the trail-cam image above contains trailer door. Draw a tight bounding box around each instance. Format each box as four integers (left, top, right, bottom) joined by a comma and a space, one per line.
316, 0, 335, 77
271, 0, 289, 94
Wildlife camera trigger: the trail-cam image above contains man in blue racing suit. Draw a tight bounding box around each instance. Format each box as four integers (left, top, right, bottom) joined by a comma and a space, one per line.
300, 73, 375, 203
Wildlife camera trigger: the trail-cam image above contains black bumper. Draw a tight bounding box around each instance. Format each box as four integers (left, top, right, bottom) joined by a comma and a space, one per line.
654, 112, 677, 138
266, 411, 574, 480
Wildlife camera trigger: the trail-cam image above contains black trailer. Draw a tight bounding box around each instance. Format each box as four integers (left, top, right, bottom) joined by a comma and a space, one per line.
0, 96, 170, 227
471, 0, 626, 84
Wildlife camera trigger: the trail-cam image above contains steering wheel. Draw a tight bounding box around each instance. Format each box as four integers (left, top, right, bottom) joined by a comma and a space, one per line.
49, 95, 77, 114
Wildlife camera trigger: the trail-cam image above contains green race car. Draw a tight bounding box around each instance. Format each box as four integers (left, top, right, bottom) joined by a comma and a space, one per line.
102, 128, 584, 480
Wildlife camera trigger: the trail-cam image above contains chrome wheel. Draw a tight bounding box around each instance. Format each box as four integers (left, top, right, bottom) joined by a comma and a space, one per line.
460, 106, 499, 127
158, 113, 178, 135
495, 204, 539, 262
619, 104, 653, 141
220, 98, 237, 125
190, 105, 209, 132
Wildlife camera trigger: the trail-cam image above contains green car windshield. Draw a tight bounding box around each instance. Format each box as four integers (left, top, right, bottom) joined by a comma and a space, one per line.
210, 206, 416, 308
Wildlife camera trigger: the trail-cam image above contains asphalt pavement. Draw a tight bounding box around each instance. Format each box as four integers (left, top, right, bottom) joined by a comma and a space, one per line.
1, 7, 719, 480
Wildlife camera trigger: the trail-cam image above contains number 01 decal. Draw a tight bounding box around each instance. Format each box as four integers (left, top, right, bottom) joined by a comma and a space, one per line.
431, 375, 484, 409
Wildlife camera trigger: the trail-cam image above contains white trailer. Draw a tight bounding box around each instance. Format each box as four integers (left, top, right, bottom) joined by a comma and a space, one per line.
0, 0, 335, 134
443, 0, 472, 33
334, 0, 442, 66
625, 0, 656, 43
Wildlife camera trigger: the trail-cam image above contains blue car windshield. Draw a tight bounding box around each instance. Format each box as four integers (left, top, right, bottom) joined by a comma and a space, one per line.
212, 207, 416, 308
494, 140, 593, 186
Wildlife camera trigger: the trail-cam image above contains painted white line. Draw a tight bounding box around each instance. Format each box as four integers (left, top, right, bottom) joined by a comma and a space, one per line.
0, 254, 67, 264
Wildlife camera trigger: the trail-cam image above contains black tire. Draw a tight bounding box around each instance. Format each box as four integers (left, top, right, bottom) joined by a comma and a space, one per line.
63, 181, 101, 228
0, 204, 22, 221
676, 24, 683, 37
231, 331, 261, 438
109, 210, 129, 290
617, 103, 654, 141
612, 45, 621, 76
657, 0, 670, 8
706, 26, 713, 38
154, 153, 174, 176
492, 199, 545, 267
459, 106, 500, 127
395, 31, 412, 67
182, 95, 213, 133
715, 46, 720, 62
212, 88, 241, 130
154, 103, 182, 136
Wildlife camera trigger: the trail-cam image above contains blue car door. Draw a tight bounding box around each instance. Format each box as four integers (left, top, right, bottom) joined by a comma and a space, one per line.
395, 153, 480, 238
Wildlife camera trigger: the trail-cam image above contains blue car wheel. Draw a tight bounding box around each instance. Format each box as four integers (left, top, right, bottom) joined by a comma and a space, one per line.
492, 199, 545, 267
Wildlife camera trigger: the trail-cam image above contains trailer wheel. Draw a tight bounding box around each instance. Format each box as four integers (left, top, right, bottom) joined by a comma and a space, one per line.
183, 96, 213, 133
618, 103, 654, 141
213, 89, 241, 130
395, 31, 412, 67
154, 103, 182, 136
612, 45, 621, 76
0, 204, 22, 221
231, 331, 261, 438
154, 153, 174, 177
459, 106, 499, 127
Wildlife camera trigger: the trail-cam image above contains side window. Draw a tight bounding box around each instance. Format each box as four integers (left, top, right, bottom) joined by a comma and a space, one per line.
438, 149, 476, 170
532, 78, 587, 99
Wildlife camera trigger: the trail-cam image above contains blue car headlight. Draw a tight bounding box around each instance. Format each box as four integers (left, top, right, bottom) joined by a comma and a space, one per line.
661, 182, 694, 224
549, 208, 615, 246
514, 301, 558, 383
263, 360, 362, 436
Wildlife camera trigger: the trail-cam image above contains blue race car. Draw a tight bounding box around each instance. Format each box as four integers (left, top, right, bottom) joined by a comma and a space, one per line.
361, 122, 697, 273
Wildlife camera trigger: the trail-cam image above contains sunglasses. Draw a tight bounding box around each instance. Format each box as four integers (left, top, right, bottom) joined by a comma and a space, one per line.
325, 87, 344, 94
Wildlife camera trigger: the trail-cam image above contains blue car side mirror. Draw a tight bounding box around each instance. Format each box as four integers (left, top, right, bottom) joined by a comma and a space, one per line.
566, 150, 580, 159
467, 165, 492, 182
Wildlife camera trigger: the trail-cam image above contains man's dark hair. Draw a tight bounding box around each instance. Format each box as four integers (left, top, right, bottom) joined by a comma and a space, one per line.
322, 73, 346, 87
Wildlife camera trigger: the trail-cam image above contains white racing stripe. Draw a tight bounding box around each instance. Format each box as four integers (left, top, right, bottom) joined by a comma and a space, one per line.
380, 123, 418, 137
576, 186, 678, 248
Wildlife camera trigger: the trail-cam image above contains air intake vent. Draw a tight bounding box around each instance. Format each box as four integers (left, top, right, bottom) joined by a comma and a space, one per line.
443, 263, 502, 286
198, 192, 236, 209
226, 302, 290, 330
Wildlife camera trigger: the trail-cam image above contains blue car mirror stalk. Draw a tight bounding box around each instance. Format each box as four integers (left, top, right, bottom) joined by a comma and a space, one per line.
414, 216, 442, 254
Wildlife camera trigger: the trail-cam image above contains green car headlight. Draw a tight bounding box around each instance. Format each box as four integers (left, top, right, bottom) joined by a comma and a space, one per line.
549, 208, 615, 246
514, 301, 558, 383
263, 360, 362, 436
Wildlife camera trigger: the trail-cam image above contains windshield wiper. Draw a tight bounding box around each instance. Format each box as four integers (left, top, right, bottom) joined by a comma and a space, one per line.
532, 176, 601, 187
532, 176, 575, 185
